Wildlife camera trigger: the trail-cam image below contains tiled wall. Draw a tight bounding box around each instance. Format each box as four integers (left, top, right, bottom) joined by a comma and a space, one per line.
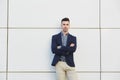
0, 0, 120, 80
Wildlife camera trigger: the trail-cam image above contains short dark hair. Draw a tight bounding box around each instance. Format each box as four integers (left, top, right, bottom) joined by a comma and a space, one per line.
61, 17, 70, 23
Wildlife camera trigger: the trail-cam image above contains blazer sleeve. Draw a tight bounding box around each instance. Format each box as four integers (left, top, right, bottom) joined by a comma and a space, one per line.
51, 35, 67, 56
64, 36, 77, 54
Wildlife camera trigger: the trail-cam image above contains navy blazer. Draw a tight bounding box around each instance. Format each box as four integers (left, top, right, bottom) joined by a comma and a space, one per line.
51, 32, 77, 67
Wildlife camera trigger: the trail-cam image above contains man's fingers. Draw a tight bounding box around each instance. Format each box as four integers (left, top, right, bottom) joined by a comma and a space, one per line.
70, 43, 75, 47
57, 46, 61, 49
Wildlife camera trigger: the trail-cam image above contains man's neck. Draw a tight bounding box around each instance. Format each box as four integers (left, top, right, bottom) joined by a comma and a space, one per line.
62, 31, 68, 36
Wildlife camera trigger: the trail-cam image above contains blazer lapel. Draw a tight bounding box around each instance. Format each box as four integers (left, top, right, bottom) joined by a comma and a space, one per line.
66, 34, 70, 46
58, 32, 62, 45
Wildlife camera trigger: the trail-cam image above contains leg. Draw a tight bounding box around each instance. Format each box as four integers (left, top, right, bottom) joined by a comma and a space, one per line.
65, 64, 78, 80
67, 69, 77, 80
55, 62, 66, 80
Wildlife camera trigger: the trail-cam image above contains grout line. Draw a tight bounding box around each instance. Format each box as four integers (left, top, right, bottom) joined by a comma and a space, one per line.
101, 71, 120, 73
1, 71, 120, 73
1, 27, 120, 29
6, 0, 9, 80
7, 71, 56, 73
0, 27, 7, 29
0, 27, 102, 29
0, 71, 6, 73
99, 0, 102, 80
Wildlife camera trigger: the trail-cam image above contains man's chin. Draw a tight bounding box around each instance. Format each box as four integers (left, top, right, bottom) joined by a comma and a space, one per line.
63, 29, 68, 32
63, 31, 68, 33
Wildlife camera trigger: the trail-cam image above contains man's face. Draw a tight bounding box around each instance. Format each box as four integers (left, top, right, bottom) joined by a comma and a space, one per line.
61, 21, 70, 32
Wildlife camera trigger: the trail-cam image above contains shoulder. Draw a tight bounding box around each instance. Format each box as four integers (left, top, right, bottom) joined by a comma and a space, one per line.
52, 32, 61, 38
69, 34, 76, 39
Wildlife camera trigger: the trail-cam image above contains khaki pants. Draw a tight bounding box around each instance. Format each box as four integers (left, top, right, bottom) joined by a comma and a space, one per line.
55, 61, 78, 80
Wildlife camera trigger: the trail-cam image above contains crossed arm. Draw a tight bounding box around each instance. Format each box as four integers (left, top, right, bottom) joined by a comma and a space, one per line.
51, 36, 77, 56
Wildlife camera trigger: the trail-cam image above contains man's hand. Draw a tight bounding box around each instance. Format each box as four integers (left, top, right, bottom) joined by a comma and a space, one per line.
57, 46, 61, 49
70, 43, 75, 47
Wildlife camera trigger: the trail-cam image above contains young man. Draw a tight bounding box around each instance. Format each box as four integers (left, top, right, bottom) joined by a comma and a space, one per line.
51, 17, 77, 80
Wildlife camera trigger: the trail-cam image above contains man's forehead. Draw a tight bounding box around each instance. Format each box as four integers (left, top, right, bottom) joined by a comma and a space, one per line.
61, 21, 70, 23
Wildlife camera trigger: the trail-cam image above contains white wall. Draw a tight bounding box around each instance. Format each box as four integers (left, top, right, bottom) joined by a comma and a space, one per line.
0, 0, 120, 80
0, 0, 7, 27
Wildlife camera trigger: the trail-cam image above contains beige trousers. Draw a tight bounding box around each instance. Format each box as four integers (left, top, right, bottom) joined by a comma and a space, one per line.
55, 61, 78, 80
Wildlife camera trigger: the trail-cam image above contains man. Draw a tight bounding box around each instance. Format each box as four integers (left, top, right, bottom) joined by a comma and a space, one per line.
51, 17, 77, 80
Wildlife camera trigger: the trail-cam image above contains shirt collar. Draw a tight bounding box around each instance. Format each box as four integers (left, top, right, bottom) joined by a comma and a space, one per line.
61, 31, 69, 36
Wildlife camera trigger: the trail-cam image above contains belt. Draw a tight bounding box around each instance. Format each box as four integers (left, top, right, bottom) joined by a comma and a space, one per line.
59, 59, 66, 62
